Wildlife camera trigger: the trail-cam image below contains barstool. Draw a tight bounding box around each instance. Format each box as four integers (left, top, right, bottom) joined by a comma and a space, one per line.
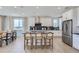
46, 32, 53, 48
35, 32, 42, 49
24, 32, 33, 49
41, 32, 47, 48
31, 32, 36, 49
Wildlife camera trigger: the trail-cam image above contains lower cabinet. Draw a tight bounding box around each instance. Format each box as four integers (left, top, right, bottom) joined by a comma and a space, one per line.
73, 34, 79, 50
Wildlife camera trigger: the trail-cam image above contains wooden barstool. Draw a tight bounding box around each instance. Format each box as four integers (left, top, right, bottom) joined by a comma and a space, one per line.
41, 32, 47, 48
24, 32, 33, 49
46, 32, 53, 48
35, 32, 42, 49
31, 32, 36, 49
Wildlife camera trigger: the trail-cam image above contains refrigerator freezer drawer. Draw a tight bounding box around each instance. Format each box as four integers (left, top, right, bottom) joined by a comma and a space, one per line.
62, 35, 72, 46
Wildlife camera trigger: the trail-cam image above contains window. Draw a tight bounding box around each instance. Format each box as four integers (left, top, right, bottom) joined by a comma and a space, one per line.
14, 18, 23, 28
53, 19, 59, 27
52, 18, 59, 30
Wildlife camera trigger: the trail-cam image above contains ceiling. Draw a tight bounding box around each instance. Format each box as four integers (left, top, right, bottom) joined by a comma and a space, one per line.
0, 6, 76, 17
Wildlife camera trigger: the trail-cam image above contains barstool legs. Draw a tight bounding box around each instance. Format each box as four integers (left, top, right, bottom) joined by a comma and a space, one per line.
35, 39, 37, 49
52, 39, 53, 48
41, 39, 43, 49
44, 38, 46, 48
49, 39, 51, 48
31, 39, 33, 49
27, 40, 28, 46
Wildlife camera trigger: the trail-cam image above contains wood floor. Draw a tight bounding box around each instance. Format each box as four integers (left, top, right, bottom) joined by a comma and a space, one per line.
0, 37, 79, 53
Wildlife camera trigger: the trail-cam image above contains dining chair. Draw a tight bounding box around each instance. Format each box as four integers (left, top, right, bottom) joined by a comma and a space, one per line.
0, 32, 7, 47
1, 32, 12, 45
0, 35, 3, 47
12, 31, 17, 41
6, 32, 12, 45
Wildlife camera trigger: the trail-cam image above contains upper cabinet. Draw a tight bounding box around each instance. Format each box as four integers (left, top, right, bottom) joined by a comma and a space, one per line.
77, 8, 79, 26
62, 9, 73, 21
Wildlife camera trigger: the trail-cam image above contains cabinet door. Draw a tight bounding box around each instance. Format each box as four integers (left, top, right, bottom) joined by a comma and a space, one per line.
66, 10, 73, 20
62, 9, 73, 21
73, 34, 79, 50
62, 12, 67, 21
77, 8, 79, 26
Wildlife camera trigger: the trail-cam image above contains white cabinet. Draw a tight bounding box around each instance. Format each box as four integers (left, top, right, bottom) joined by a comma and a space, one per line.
62, 9, 73, 21
77, 8, 79, 26
40, 17, 52, 26
28, 17, 35, 26
62, 12, 67, 21
73, 34, 79, 50
67, 9, 73, 20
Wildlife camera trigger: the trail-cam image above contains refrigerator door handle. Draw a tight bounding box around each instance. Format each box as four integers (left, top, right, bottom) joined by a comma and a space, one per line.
66, 24, 68, 32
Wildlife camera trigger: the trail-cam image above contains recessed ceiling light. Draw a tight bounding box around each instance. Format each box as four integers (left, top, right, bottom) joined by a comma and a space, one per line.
57, 7, 61, 10
14, 6, 17, 8
36, 13, 39, 16
22, 13, 24, 15
36, 6, 40, 9
0, 6, 2, 9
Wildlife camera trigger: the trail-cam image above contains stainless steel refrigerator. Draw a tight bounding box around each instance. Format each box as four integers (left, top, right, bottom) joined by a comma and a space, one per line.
62, 19, 73, 47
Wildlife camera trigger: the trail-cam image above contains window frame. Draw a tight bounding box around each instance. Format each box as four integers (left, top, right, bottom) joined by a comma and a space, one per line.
13, 18, 23, 28
52, 18, 60, 30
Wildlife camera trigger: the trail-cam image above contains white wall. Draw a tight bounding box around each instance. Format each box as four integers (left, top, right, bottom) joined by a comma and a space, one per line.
40, 17, 52, 26
0, 16, 2, 31
62, 9, 73, 21
72, 8, 78, 33
24, 17, 28, 32
27, 16, 52, 27
0, 16, 7, 31
74, 7, 79, 33
3, 16, 13, 31
27, 17, 35, 31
